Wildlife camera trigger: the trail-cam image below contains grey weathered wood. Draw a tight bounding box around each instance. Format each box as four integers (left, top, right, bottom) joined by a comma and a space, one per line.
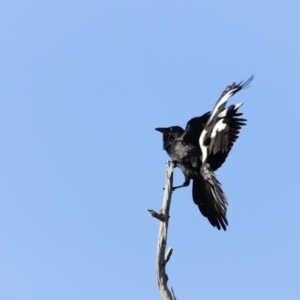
149, 161, 177, 300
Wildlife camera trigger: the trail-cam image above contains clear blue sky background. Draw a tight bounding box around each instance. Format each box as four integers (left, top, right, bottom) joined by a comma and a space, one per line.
1, 1, 299, 299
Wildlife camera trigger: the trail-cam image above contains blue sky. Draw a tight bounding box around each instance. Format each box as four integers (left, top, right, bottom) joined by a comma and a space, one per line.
1, 1, 299, 299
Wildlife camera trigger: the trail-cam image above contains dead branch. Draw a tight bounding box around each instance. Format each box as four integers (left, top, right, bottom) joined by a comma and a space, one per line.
149, 161, 177, 300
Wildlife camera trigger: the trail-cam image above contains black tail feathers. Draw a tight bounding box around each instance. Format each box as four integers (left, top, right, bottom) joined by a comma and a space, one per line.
192, 166, 228, 230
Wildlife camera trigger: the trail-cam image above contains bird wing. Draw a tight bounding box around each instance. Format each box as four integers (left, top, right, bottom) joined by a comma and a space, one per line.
180, 112, 211, 147
207, 108, 247, 170
200, 76, 253, 170
208, 75, 253, 124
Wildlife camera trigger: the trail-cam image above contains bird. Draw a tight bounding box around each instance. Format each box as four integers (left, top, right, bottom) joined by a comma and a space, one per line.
155, 76, 253, 230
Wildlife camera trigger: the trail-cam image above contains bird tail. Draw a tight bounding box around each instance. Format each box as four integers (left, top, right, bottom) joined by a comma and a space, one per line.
193, 165, 228, 230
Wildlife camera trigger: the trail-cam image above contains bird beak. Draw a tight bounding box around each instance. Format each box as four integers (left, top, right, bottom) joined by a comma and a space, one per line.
155, 127, 168, 133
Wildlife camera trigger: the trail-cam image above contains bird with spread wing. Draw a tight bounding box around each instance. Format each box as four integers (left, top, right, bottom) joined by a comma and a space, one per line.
156, 76, 253, 230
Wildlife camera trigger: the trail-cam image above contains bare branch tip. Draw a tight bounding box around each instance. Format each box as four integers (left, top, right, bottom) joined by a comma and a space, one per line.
148, 209, 166, 222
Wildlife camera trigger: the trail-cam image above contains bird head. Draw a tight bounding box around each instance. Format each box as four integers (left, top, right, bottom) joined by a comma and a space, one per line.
155, 126, 183, 136
155, 126, 184, 150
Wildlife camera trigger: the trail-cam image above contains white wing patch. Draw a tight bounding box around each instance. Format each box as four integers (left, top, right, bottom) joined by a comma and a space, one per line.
199, 128, 208, 162
234, 102, 243, 110
217, 102, 243, 118
210, 87, 239, 120
210, 119, 227, 138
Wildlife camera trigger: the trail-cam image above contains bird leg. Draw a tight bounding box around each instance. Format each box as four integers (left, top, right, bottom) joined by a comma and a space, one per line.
171, 160, 179, 168
163, 176, 190, 191
172, 177, 190, 191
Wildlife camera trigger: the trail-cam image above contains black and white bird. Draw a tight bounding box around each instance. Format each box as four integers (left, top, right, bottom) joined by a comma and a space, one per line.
155, 76, 253, 230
